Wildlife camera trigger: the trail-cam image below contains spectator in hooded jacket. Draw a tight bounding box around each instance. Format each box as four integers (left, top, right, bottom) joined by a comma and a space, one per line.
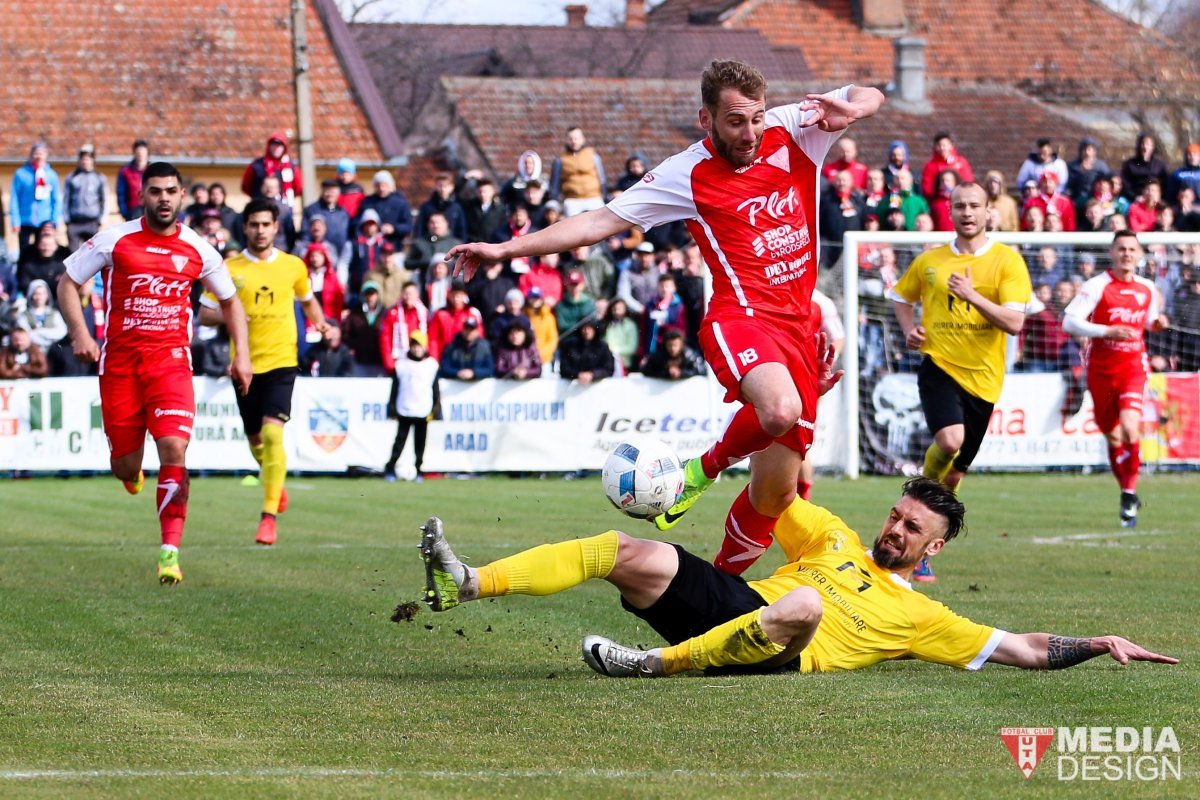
1066, 136, 1111, 205
501, 151, 544, 210
558, 319, 612, 384
983, 170, 1020, 232
602, 297, 639, 373
1015, 138, 1069, 192
494, 320, 542, 380
17, 227, 68, 297
920, 132, 974, 200
305, 243, 345, 325
350, 210, 390, 297
928, 169, 961, 232
615, 153, 648, 192
439, 316, 493, 380
335, 158, 365, 219
242, 132, 302, 205
882, 140, 910, 190
415, 173, 468, 242
1170, 144, 1200, 200
115, 139, 149, 221
19, 279, 68, 350
63, 145, 107, 250
1120, 132, 1170, 201
10, 143, 60, 263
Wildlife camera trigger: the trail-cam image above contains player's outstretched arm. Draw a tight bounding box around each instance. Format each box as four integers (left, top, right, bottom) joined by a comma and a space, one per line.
447, 207, 632, 282
987, 632, 1178, 670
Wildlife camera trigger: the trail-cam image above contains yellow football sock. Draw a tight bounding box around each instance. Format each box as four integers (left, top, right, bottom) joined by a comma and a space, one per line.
923, 442, 958, 483
659, 608, 785, 675
260, 424, 286, 515
249, 441, 265, 467
476, 531, 619, 598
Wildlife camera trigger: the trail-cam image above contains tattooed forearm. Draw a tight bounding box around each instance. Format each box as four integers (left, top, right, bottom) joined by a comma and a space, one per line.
1047, 636, 1098, 669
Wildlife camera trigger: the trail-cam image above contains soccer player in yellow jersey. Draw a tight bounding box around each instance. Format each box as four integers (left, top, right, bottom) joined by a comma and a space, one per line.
889, 182, 1031, 582
200, 198, 329, 545
417, 478, 1176, 677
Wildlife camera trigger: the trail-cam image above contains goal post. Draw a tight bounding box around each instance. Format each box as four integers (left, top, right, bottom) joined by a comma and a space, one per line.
835, 230, 1200, 478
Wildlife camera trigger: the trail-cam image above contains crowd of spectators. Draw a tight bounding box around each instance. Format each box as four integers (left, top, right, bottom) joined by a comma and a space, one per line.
3, 126, 1200, 385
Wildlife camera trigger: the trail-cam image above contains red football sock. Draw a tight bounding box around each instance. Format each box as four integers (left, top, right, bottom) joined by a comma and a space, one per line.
1107, 443, 1122, 487
700, 405, 776, 479
1120, 442, 1140, 492
156, 465, 189, 548
796, 480, 813, 501
714, 487, 777, 576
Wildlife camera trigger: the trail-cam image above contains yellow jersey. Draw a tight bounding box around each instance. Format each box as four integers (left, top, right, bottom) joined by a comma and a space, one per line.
748, 500, 1003, 673
202, 249, 313, 373
890, 239, 1031, 402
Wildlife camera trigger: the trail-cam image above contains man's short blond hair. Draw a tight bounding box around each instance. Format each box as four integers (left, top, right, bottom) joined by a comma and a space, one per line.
700, 60, 766, 111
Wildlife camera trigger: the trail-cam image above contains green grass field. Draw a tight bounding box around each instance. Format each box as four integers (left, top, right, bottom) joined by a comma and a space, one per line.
0, 472, 1196, 799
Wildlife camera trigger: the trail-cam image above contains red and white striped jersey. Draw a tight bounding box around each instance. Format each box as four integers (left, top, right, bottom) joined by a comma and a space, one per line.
1064, 270, 1160, 374
65, 218, 236, 374
607, 89, 850, 320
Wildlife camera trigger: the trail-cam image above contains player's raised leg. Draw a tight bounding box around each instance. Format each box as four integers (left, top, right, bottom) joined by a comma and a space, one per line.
658, 360, 800, 531
713, 443, 803, 574
419, 518, 677, 612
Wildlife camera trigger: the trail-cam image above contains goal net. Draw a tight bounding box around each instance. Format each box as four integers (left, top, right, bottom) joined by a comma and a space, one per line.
825, 231, 1200, 478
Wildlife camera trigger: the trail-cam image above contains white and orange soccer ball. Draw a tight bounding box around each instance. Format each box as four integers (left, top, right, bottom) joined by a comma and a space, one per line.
601, 438, 685, 520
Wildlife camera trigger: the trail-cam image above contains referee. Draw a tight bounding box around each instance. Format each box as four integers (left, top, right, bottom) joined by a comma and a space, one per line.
200, 198, 330, 545
889, 183, 1031, 582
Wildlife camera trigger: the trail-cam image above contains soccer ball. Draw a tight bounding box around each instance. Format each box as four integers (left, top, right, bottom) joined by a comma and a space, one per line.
602, 438, 685, 520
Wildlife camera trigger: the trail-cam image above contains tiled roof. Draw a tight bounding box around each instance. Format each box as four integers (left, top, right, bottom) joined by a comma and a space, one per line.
352, 22, 809, 140
652, 0, 1186, 92
0, 0, 386, 164
435, 77, 1124, 191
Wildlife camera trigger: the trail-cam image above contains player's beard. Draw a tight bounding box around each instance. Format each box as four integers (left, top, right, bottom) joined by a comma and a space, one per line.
145, 201, 181, 232
711, 126, 762, 168
871, 534, 914, 570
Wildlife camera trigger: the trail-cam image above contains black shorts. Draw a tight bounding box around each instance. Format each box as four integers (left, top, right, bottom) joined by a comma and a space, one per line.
236, 367, 298, 436
917, 357, 994, 473
622, 544, 769, 645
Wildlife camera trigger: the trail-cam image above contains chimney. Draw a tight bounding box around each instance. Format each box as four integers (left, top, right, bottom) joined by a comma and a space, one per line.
625, 0, 646, 27
565, 4, 588, 27
855, 0, 906, 33
892, 36, 930, 113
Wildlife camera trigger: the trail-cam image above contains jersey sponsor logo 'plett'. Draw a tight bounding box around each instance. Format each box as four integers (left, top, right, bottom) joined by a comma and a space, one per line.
736, 186, 798, 227
127, 273, 192, 297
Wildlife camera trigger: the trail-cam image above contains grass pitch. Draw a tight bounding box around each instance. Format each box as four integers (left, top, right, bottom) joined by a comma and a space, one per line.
0, 471, 1196, 799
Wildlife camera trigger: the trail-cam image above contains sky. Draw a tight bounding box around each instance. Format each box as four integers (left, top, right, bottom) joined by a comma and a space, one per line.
340, 0, 643, 26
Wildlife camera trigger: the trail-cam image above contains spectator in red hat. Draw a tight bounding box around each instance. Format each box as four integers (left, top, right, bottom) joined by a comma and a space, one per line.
920, 132, 974, 200
556, 269, 596, 335
1025, 172, 1077, 231
241, 132, 302, 205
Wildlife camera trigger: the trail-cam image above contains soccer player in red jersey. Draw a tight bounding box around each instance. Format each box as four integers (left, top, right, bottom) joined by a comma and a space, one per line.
57, 162, 252, 584
449, 60, 883, 574
1063, 230, 1169, 527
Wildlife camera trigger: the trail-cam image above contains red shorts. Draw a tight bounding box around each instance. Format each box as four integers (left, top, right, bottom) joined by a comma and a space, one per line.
1087, 367, 1147, 434
699, 311, 818, 454
100, 366, 196, 459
